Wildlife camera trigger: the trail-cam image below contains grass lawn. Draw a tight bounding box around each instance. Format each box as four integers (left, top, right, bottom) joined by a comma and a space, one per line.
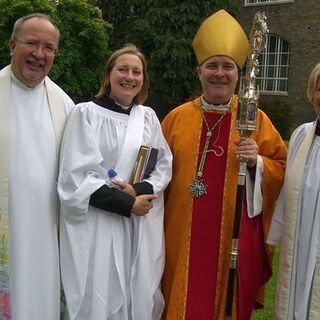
253, 248, 280, 319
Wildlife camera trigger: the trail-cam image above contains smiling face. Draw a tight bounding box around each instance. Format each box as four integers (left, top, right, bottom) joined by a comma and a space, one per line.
109, 53, 144, 106
9, 17, 59, 87
197, 55, 239, 104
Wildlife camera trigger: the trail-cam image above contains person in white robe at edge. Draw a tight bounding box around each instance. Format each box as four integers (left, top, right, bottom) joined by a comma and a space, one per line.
58, 44, 173, 320
267, 63, 320, 320
0, 13, 74, 320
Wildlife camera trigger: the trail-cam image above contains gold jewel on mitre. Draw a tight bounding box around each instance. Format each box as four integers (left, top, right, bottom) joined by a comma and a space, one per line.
192, 10, 249, 68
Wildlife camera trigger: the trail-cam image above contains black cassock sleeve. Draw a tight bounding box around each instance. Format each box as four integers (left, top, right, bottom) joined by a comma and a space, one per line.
89, 182, 154, 218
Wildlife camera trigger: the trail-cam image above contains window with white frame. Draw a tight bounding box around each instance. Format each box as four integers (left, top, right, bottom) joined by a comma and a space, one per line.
254, 35, 290, 93
245, 0, 294, 4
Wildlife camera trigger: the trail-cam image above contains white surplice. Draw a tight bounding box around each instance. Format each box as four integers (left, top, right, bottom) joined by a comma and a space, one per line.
267, 121, 320, 320
0, 65, 74, 320
58, 101, 172, 320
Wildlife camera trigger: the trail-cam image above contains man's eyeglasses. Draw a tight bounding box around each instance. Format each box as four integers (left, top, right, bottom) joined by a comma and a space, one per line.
14, 39, 58, 56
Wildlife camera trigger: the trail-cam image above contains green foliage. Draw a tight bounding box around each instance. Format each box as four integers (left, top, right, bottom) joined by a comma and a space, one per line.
260, 97, 293, 140
53, 0, 111, 100
95, 0, 237, 106
0, 0, 111, 101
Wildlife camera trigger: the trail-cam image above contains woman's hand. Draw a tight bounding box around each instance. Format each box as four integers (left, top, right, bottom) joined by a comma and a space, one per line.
132, 194, 158, 216
111, 179, 157, 215
111, 180, 137, 197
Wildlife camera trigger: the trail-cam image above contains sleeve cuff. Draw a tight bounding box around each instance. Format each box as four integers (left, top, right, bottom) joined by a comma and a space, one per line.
132, 181, 154, 195
89, 185, 135, 217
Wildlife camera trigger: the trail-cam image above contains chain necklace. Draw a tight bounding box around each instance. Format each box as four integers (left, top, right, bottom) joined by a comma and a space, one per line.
189, 111, 227, 198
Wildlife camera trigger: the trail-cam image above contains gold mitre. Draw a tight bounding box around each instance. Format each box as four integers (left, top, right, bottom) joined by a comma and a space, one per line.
192, 10, 249, 68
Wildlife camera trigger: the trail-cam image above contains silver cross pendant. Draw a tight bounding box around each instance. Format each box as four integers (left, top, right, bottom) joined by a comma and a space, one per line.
189, 177, 207, 198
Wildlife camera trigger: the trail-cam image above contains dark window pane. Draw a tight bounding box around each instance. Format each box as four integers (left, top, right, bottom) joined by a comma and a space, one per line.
267, 53, 276, 65
267, 79, 274, 91
281, 54, 289, 65
279, 80, 288, 91
268, 36, 277, 52
280, 66, 288, 78
267, 66, 275, 77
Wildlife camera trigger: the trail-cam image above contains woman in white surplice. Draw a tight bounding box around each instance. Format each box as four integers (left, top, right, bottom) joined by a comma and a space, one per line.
58, 45, 172, 320
267, 63, 320, 319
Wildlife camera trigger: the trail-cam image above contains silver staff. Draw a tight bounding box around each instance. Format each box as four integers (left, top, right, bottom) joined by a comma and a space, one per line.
225, 11, 268, 319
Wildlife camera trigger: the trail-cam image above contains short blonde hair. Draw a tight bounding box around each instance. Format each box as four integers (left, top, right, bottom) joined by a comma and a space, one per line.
96, 44, 149, 104
307, 63, 320, 103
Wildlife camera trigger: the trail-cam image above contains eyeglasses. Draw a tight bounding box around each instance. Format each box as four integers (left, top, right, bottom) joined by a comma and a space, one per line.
14, 38, 58, 56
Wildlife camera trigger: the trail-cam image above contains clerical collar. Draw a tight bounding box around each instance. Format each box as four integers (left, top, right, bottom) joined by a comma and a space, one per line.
315, 118, 320, 136
93, 95, 133, 115
201, 96, 232, 111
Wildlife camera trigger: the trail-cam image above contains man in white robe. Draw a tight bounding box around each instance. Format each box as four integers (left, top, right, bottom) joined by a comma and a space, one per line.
0, 13, 74, 319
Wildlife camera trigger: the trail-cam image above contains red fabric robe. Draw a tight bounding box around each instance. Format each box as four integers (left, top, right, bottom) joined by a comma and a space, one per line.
161, 96, 287, 319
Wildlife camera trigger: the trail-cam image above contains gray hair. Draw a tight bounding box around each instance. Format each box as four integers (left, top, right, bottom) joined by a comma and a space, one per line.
11, 13, 60, 40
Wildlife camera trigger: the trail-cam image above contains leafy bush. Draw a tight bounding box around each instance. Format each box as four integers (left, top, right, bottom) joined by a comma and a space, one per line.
259, 96, 293, 140
95, 0, 237, 106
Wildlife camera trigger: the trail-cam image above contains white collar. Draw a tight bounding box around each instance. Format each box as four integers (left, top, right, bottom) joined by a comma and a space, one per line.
201, 96, 232, 112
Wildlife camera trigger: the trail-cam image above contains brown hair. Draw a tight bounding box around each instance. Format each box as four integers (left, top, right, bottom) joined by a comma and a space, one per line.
307, 63, 320, 103
96, 44, 149, 104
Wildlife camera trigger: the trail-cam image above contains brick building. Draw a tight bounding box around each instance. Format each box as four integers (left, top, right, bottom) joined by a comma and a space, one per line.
234, 0, 320, 130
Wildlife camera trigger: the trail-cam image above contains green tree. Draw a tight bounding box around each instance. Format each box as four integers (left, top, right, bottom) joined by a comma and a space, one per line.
94, 1, 236, 108
53, 0, 111, 100
0, 0, 111, 101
